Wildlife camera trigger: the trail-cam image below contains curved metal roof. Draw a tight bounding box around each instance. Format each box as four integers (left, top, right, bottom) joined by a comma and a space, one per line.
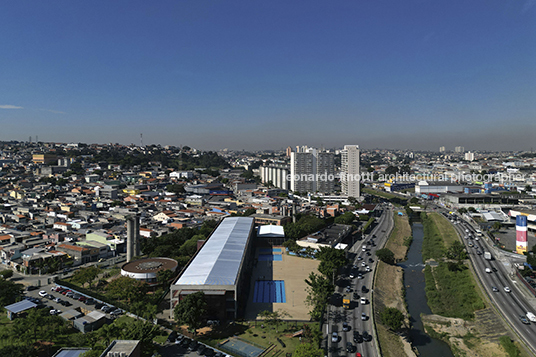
175, 217, 254, 286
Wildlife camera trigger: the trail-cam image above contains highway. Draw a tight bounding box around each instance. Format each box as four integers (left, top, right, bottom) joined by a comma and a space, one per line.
325, 203, 394, 357
437, 208, 536, 356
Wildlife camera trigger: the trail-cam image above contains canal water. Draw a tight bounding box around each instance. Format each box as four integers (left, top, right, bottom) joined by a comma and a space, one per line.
400, 222, 454, 356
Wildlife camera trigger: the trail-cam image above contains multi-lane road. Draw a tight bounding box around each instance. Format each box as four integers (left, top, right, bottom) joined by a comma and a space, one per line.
441, 209, 536, 356
325, 203, 393, 357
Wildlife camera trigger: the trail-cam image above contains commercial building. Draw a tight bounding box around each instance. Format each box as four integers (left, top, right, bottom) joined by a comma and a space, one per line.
290, 148, 335, 194
170, 217, 255, 321
340, 145, 360, 198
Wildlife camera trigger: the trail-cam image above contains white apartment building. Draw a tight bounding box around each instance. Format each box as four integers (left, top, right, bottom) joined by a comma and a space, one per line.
341, 145, 360, 198
260, 164, 290, 190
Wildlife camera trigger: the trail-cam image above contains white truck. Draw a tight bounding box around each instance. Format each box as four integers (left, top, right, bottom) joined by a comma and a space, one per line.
526, 312, 536, 322
484, 251, 492, 260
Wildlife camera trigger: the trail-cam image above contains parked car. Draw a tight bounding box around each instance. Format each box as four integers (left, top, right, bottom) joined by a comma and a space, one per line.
101, 305, 114, 313
49, 309, 61, 315
60, 300, 72, 307
39, 290, 47, 297
46, 294, 54, 300
54, 297, 62, 303
78, 296, 87, 302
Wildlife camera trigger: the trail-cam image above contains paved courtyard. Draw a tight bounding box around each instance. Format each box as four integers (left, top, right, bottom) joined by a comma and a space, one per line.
244, 247, 320, 321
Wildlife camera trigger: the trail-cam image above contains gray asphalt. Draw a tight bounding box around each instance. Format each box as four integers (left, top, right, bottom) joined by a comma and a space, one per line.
436, 207, 536, 356
325, 203, 394, 357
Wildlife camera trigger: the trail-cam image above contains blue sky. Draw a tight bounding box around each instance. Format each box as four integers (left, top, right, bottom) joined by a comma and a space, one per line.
1, 0, 535, 151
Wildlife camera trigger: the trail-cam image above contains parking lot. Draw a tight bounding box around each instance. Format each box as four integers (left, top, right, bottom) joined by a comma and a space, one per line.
24, 283, 122, 320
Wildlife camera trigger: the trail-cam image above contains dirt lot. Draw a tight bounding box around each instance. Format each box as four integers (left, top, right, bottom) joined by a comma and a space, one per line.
244, 249, 320, 321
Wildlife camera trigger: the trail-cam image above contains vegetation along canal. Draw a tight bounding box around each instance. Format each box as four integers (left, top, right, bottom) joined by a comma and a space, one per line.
401, 222, 454, 356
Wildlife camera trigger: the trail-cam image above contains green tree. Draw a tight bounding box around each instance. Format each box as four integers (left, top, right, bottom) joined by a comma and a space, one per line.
173, 291, 207, 335
0, 278, 23, 306
375, 248, 395, 265
293, 343, 323, 357
106, 276, 148, 303
446, 240, 468, 262
492, 222, 502, 232
305, 272, 334, 320
334, 212, 355, 225
166, 184, 185, 194
0, 269, 13, 279
379, 307, 405, 331
257, 310, 291, 332
156, 269, 174, 286
316, 247, 348, 279
409, 197, 419, 205
71, 266, 100, 288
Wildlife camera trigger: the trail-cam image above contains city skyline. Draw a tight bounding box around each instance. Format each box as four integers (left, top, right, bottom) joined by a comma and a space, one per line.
1, 1, 535, 151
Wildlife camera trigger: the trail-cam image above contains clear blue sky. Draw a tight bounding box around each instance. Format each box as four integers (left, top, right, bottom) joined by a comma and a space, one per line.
1, 0, 535, 151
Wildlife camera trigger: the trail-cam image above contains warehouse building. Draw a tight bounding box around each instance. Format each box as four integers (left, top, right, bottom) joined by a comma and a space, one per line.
170, 216, 255, 321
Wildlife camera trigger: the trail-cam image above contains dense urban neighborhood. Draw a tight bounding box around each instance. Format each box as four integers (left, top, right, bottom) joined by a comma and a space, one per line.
1, 140, 536, 357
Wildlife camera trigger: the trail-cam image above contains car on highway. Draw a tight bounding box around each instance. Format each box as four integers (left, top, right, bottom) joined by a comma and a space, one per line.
361, 313, 367, 321
357, 256, 363, 261
353, 292, 359, 299
356, 353, 363, 357
342, 322, 350, 331
485, 268, 491, 273
504, 287, 511, 293
345, 286, 353, 293
346, 342, 356, 353
360, 297, 367, 305
492, 286, 499, 292
362, 331, 372, 342
361, 262, 366, 267
331, 332, 339, 343
353, 333, 363, 343
519, 315, 530, 325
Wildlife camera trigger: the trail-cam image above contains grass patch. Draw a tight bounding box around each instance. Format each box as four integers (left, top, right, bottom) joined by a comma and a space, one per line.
363, 187, 399, 200
421, 212, 447, 261
499, 336, 521, 357
429, 213, 459, 247
424, 263, 485, 320
375, 323, 407, 357
385, 213, 412, 261
199, 321, 319, 356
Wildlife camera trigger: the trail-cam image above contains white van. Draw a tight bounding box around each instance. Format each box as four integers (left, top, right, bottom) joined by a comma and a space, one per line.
527, 312, 536, 322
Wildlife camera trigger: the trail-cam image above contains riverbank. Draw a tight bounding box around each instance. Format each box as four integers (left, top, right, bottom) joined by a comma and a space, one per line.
373, 212, 416, 357
420, 212, 519, 357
